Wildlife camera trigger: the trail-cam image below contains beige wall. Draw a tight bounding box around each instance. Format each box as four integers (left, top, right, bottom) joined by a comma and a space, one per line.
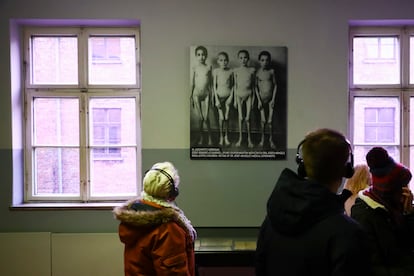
0, 233, 123, 276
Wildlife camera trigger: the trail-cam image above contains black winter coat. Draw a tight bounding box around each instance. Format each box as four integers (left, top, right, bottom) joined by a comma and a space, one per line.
255, 168, 372, 276
351, 196, 414, 276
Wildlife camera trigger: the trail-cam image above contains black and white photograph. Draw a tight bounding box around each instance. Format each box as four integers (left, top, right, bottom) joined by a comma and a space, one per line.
190, 45, 287, 160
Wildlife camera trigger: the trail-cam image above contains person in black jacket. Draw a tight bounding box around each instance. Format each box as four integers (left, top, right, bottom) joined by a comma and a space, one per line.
255, 128, 372, 276
351, 147, 414, 276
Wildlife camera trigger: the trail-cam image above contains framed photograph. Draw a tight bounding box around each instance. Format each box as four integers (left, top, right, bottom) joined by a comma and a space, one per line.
190, 45, 287, 160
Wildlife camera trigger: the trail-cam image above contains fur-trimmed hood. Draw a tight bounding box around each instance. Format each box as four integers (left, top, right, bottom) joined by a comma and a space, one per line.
113, 198, 197, 242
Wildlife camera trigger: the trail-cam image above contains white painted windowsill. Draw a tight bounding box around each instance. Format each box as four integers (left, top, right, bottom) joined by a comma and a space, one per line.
10, 202, 123, 210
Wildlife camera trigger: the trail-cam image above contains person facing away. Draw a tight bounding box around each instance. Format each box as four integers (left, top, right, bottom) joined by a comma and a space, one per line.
233, 49, 256, 148
350, 147, 414, 276
212, 51, 234, 146
191, 45, 213, 146
255, 50, 277, 149
113, 161, 197, 276
255, 128, 372, 276
343, 164, 372, 216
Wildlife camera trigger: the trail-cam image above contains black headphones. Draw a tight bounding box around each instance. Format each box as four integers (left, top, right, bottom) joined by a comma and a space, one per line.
295, 139, 354, 179
149, 168, 179, 198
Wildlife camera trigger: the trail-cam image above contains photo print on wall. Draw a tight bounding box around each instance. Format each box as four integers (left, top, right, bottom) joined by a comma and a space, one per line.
190, 45, 287, 160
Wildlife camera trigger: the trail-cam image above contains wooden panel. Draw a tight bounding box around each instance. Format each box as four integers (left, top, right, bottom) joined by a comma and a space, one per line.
51, 233, 123, 276
0, 232, 51, 276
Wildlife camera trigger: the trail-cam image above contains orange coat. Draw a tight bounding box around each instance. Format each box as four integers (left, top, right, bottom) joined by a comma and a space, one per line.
113, 199, 196, 276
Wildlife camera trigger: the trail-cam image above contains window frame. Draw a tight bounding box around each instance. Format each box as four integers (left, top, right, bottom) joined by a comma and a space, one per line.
349, 25, 414, 170
23, 26, 141, 203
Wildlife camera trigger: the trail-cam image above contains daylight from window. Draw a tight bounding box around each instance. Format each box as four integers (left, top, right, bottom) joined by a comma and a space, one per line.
350, 27, 414, 190
25, 28, 140, 202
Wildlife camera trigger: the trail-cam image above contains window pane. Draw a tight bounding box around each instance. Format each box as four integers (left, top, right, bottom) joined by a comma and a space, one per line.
353, 97, 399, 165
410, 37, 414, 84
353, 36, 400, 85
364, 109, 376, 122
89, 98, 136, 146
33, 98, 79, 146
34, 148, 80, 195
364, 126, 377, 142
31, 36, 78, 85
409, 96, 414, 191
410, 97, 414, 145
90, 147, 137, 196
88, 36, 137, 85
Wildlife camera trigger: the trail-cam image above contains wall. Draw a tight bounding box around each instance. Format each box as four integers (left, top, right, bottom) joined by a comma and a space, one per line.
0, 232, 256, 276
1, 0, 414, 236
0, 232, 124, 276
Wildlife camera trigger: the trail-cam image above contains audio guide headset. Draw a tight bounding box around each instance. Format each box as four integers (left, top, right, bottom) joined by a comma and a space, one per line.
150, 168, 179, 198
295, 139, 354, 179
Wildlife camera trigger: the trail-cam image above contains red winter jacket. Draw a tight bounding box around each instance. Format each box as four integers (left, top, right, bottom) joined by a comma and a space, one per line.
113, 199, 196, 276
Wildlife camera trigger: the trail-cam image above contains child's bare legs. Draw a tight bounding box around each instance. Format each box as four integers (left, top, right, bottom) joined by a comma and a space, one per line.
223, 101, 231, 146
193, 95, 212, 145
217, 107, 225, 146
259, 106, 266, 147
235, 97, 244, 147
245, 96, 253, 148
193, 96, 203, 144
235, 96, 253, 148
259, 103, 275, 148
267, 103, 275, 148
201, 97, 212, 145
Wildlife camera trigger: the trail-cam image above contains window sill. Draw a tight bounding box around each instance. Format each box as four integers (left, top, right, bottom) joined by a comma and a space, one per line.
10, 202, 123, 211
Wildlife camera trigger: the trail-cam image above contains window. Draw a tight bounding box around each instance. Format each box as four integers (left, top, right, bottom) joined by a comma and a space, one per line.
92, 107, 122, 159
24, 27, 141, 202
364, 107, 395, 143
349, 26, 414, 189
90, 37, 121, 62
363, 37, 397, 61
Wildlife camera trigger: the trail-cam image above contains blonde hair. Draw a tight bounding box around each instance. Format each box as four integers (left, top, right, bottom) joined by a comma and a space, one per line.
143, 161, 180, 200
344, 164, 371, 194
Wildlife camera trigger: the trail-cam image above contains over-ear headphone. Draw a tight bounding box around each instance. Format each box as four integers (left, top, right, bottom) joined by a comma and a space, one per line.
150, 168, 179, 198
295, 139, 354, 179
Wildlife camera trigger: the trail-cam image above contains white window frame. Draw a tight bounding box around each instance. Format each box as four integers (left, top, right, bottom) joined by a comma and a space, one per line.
349, 26, 414, 168
23, 26, 141, 203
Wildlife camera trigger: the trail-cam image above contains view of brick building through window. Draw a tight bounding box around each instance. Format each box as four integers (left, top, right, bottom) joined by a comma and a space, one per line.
26, 29, 140, 200
350, 29, 414, 191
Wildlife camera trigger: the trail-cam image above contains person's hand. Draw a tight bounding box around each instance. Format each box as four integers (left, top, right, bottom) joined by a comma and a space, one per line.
215, 99, 221, 109
401, 187, 414, 214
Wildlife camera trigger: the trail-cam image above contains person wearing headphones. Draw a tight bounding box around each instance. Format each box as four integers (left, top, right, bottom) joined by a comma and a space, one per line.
255, 128, 372, 276
113, 161, 197, 276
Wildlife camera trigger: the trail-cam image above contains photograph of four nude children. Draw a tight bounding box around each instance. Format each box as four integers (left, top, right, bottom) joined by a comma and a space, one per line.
190, 45, 287, 151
